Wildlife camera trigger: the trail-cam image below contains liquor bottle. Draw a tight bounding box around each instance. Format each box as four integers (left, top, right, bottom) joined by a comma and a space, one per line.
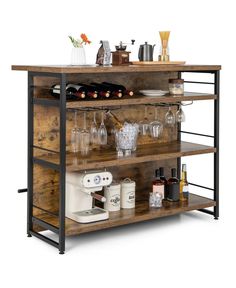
102, 82, 134, 96
159, 167, 167, 199
77, 83, 98, 99
152, 169, 165, 200
91, 82, 123, 98
105, 110, 123, 130
51, 84, 86, 100
166, 168, 180, 202
180, 164, 189, 201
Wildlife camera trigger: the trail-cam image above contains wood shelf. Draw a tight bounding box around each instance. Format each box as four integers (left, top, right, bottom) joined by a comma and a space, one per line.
34, 141, 216, 171
12, 64, 221, 74
66, 92, 216, 109
34, 193, 216, 236
66, 141, 216, 171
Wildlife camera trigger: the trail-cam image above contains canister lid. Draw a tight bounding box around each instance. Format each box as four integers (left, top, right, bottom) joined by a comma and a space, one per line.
169, 78, 184, 84
121, 178, 136, 187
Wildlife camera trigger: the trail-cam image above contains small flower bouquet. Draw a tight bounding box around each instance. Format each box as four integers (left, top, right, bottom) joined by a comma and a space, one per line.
68, 34, 91, 47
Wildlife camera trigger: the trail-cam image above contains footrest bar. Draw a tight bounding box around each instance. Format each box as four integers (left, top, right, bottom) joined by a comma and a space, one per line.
18, 188, 28, 193
32, 216, 59, 234
30, 230, 59, 249
198, 208, 214, 216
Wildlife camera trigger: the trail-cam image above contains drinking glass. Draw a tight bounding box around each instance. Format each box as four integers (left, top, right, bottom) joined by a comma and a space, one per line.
149, 106, 163, 138
176, 106, 186, 122
139, 106, 150, 136
165, 106, 175, 126
79, 112, 90, 156
149, 192, 162, 208
98, 111, 107, 145
71, 110, 80, 153
90, 111, 98, 144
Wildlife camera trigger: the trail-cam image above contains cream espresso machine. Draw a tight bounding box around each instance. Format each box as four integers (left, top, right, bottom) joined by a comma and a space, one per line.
66, 170, 113, 223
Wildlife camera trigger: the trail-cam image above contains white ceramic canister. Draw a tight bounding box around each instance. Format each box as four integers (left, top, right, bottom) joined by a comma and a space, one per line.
104, 182, 121, 212
121, 178, 136, 209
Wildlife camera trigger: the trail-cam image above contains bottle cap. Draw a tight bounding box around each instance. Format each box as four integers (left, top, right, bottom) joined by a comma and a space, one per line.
171, 168, 177, 177
159, 167, 164, 176
155, 169, 160, 178
182, 164, 187, 171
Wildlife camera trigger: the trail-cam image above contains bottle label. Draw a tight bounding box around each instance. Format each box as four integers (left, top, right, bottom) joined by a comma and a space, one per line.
153, 185, 164, 199
183, 184, 189, 199
52, 84, 60, 94
167, 183, 180, 201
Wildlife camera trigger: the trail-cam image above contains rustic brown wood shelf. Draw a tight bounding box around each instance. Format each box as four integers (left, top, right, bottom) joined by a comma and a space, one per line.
34, 194, 216, 236
66, 92, 216, 109
12, 64, 220, 254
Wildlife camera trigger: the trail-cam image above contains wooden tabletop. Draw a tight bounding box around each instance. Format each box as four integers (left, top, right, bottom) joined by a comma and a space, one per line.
11, 64, 221, 74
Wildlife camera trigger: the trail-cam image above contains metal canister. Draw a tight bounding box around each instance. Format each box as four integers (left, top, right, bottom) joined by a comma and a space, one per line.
121, 178, 136, 209
104, 182, 121, 212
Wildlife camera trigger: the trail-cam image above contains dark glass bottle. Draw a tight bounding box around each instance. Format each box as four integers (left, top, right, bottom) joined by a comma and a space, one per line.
166, 168, 180, 202
102, 82, 134, 96
77, 83, 98, 99
51, 84, 85, 100
159, 167, 167, 199
152, 169, 165, 199
91, 82, 123, 98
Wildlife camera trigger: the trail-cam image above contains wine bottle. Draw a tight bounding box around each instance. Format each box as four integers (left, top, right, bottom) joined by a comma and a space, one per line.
152, 169, 165, 200
80, 83, 110, 99
180, 164, 189, 201
51, 84, 86, 100
166, 168, 180, 202
77, 83, 98, 99
159, 167, 168, 199
91, 82, 123, 98
102, 82, 134, 96
105, 110, 123, 130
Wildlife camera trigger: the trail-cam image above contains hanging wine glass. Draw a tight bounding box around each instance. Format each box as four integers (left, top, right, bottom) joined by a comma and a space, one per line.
98, 111, 107, 145
165, 106, 175, 126
71, 110, 80, 153
90, 111, 98, 144
176, 105, 186, 122
139, 106, 150, 136
149, 106, 163, 138
79, 112, 90, 156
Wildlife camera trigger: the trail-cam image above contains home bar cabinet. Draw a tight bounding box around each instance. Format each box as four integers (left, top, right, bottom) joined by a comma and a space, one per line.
12, 64, 220, 254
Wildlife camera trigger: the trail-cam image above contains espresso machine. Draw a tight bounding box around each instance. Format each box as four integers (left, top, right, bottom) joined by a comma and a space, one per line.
66, 170, 113, 223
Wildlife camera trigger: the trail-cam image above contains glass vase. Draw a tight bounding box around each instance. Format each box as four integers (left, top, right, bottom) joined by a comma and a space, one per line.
71, 47, 86, 65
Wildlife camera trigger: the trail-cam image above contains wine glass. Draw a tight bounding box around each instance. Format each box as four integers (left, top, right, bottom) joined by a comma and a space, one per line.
90, 111, 98, 144
71, 110, 80, 153
79, 112, 90, 156
176, 106, 186, 122
149, 106, 163, 138
98, 111, 107, 145
139, 106, 150, 136
165, 106, 175, 126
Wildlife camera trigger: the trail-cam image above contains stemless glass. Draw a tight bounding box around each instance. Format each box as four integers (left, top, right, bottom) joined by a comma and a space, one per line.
98, 111, 107, 145
79, 112, 90, 156
176, 106, 186, 122
165, 106, 175, 126
90, 111, 98, 144
139, 106, 150, 136
71, 110, 80, 153
149, 106, 163, 138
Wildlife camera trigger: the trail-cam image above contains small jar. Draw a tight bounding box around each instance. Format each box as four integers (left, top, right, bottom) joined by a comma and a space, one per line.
169, 79, 184, 95
121, 178, 136, 209
104, 182, 121, 212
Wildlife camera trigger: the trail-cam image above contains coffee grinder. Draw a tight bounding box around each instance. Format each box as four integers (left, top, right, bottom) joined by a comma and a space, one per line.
111, 40, 135, 66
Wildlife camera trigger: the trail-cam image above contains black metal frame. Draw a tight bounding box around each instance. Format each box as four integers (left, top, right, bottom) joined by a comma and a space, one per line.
21, 69, 219, 254
26, 72, 66, 254
178, 70, 220, 219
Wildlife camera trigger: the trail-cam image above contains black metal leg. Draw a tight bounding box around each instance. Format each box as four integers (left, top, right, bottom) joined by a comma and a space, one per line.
177, 72, 182, 179
27, 72, 34, 236
59, 73, 66, 254
214, 71, 220, 219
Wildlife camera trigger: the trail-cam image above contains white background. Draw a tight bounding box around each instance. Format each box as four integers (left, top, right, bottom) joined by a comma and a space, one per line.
0, 0, 235, 287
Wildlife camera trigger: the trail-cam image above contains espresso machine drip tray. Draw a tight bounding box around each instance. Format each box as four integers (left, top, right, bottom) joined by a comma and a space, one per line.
72, 208, 109, 223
